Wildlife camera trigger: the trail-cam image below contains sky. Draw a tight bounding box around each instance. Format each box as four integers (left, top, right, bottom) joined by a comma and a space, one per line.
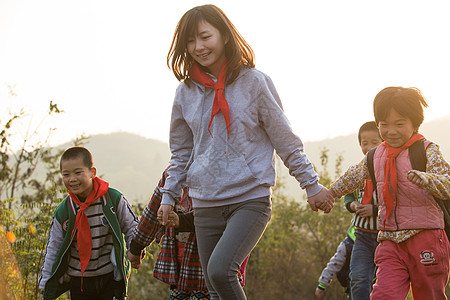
1, 0, 450, 150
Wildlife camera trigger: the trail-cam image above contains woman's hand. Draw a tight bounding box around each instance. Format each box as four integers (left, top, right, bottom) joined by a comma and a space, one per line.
157, 204, 174, 226
307, 188, 335, 213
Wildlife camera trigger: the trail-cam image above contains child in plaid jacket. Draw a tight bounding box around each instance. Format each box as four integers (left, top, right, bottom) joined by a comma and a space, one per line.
128, 167, 209, 299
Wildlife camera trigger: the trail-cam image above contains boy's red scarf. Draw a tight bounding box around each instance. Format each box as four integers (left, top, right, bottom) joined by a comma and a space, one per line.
362, 180, 373, 205
190, 61, 230, 138
68, 177, 109, 285
361, 180, 373, 223
382, 133, 424, 226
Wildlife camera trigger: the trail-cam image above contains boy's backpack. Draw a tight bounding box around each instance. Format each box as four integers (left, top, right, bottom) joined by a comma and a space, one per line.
367, 139, 450, 241
336, 237, 354, 293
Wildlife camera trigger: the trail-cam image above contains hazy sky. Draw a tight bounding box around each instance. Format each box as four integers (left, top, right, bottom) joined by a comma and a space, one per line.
1, 0, 450, 149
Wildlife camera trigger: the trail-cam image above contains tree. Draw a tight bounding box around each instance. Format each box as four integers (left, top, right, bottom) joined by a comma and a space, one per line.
0, 99, 69, 299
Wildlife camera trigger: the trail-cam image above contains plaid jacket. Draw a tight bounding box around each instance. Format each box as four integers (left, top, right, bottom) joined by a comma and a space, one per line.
130, 168, 206, 291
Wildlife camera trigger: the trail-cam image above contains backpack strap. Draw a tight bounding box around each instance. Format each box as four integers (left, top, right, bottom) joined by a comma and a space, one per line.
366, 146, 377, 187
366, 146, 379, 218
408, 139, 450, 241
408, 139, 426, 172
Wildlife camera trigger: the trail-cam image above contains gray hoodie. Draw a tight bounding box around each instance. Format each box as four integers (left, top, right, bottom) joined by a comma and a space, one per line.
162, 68, 321, 208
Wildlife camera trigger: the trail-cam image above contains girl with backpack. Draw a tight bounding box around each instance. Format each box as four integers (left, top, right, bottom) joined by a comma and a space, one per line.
329, 86, 450, 299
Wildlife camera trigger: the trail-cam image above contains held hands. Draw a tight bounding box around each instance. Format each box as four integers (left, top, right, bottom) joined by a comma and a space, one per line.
157, 204, 180, 228
307, 187, 334, 213
157, 204, 174, 226
127, 251, 143, 269
166, 211, 180, 228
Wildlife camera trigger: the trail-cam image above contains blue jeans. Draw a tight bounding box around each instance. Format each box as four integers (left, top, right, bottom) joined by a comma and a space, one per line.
194, 197, 272, 300
350, 230, 379, 300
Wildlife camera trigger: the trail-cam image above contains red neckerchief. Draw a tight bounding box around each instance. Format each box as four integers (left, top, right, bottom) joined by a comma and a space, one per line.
190, 60, 230, 138
382, 133, 424, 226
362, 180, 374, 223
362, 180, 373, 205
68, 176, 109, 289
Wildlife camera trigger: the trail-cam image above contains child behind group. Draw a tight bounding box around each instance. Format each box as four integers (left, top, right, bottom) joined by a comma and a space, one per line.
329, 87, 450, 299
344, 121, 382, 299
315, 226, 356, 299
39, 147, 138, 300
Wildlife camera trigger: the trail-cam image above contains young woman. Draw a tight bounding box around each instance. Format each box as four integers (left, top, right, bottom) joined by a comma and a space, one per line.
158, 5, 334, 299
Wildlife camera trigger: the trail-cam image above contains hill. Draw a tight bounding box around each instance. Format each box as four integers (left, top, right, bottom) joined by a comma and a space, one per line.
53, 132, 171, 203
57, 115, 450, 203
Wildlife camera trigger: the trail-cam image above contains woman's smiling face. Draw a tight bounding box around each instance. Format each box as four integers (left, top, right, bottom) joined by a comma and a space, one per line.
187, 20, 227, 77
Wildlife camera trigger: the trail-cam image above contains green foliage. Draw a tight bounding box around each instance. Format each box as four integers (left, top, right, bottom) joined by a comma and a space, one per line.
0, 101, 69, 299
0, 100, 169, 299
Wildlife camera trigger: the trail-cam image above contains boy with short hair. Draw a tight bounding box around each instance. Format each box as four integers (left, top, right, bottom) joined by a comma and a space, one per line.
344, 121, 382, 299
39, 146, 138, 300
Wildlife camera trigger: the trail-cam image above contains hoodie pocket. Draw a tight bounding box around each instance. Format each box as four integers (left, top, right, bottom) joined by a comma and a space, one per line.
186, 154, 260, 200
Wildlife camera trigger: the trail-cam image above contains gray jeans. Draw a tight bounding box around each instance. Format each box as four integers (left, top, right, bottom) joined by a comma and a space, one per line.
194, 196, 272, 300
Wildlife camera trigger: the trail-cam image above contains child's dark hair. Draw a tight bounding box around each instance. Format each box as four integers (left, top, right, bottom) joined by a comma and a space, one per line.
373, 86, 428, 132
358, 121, 380, 145
167, 4, 255, 86
60, 146, 94, 170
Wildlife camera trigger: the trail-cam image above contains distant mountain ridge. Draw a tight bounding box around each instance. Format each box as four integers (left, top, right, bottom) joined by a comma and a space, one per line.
62, 115, 450, 203
82, 132, 171, 203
